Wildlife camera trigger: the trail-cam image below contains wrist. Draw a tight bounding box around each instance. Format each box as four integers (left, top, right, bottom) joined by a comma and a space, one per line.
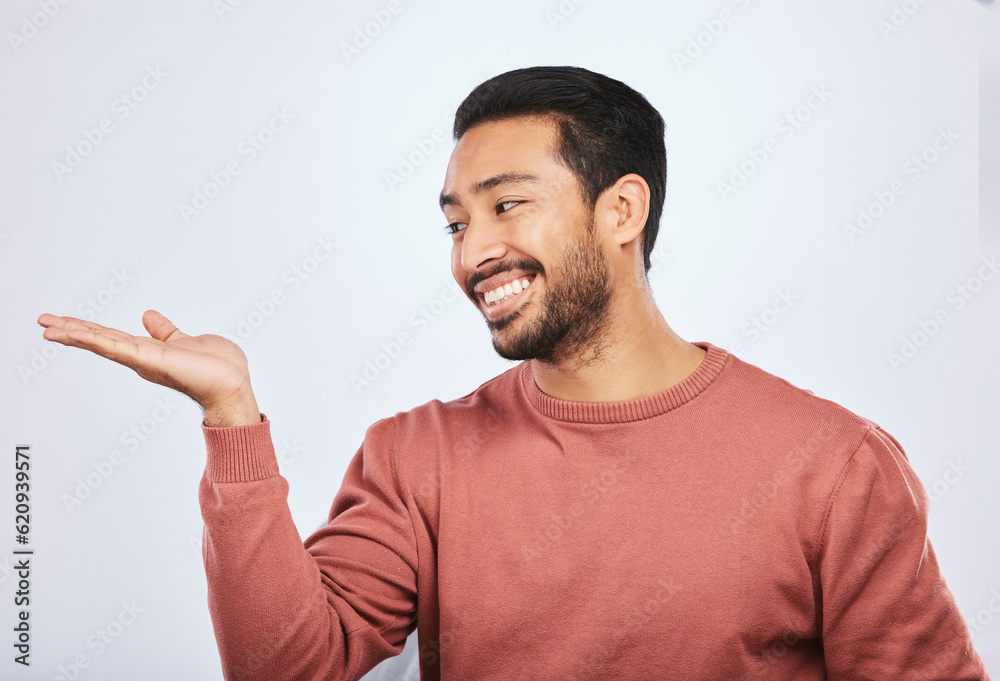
203, 392, 261, 428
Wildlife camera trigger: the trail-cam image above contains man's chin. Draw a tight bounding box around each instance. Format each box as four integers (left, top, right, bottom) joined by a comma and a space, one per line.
490, 339, 534, 362
488, 322, 531, 361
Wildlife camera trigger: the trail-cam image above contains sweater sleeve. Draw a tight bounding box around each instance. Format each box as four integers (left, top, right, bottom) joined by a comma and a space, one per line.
198, 413, 418, 681
818, 425, 988, 680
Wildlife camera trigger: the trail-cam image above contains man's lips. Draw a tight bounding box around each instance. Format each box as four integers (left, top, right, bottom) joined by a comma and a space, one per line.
473, 270, 537, 295
478, 273, 536, 319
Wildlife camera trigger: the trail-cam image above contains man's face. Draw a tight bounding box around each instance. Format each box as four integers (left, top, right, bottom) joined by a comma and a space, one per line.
439, 116, 614, 364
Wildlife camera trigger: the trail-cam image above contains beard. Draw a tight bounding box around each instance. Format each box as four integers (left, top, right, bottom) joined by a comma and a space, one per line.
485, 214, 614, 366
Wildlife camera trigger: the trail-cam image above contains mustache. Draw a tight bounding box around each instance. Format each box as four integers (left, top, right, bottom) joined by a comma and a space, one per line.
466, 259, 545, 298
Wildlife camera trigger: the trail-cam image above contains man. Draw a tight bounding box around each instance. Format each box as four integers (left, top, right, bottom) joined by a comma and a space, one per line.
38, 66, 988, 680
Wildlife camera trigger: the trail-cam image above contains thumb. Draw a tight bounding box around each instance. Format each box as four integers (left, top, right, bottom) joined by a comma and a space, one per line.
142, 309, 188, 342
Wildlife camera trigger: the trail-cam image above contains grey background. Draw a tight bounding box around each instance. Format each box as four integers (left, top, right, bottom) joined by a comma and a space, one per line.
1, 0, 998, 678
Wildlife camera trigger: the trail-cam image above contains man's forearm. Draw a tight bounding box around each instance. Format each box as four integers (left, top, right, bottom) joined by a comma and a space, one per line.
202, 388, 261, 428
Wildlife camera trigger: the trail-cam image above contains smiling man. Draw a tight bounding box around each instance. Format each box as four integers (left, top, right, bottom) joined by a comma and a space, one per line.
440, 84, 706, 401
38, 66, 987, 680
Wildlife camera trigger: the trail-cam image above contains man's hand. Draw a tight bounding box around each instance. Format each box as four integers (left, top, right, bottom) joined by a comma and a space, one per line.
37, 310, 261, 427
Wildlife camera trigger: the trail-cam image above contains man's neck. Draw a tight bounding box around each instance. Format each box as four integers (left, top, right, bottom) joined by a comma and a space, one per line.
530, 297, 707, 404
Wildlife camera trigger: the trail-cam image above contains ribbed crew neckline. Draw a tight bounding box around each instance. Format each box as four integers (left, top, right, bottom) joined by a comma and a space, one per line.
519, 341, 729, 423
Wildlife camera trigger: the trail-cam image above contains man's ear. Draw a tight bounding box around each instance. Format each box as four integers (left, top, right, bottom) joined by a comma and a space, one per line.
597, 174, 650, 248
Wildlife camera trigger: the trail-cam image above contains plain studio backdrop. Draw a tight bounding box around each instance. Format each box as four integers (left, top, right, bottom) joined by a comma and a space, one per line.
1, 1, 998, 679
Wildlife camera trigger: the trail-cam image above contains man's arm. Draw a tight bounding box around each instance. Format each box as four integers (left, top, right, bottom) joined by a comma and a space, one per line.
36, 311, 418, 680
200, 414, 417, 680
818, 425, 988, 679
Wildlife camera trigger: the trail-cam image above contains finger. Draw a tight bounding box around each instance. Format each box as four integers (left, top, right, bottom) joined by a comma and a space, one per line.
142, 310, 188, 343
37, 314, 108, 331
40, 316, 113, 342
40, 316, 134, 344
48, 325, 146, 368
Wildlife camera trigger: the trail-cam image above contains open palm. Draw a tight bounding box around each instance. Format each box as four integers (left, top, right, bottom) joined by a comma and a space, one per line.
37, 309, 257, 420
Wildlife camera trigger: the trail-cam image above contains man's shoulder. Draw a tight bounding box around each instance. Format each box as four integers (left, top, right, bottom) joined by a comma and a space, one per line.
718, 350, 880, 440
374, 361, 524, 441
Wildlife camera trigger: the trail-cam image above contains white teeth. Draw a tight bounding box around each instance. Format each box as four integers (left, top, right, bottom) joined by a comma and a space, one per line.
484, 277, 533, 305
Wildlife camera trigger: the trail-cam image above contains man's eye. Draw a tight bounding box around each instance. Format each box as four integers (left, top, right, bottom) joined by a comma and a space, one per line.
444, 202, 520, 235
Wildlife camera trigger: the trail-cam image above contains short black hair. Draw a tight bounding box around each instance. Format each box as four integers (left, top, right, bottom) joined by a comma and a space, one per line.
452, 66, 667, 274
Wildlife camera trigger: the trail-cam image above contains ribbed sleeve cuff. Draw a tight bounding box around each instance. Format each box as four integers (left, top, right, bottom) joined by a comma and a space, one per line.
201, 412, 280, 483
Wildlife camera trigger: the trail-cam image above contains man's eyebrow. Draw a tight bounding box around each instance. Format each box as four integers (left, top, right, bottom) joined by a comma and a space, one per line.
439, 172, 541, 211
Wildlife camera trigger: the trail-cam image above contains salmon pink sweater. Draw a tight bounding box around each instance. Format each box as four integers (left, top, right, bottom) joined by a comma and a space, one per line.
199, 341, 988, 680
